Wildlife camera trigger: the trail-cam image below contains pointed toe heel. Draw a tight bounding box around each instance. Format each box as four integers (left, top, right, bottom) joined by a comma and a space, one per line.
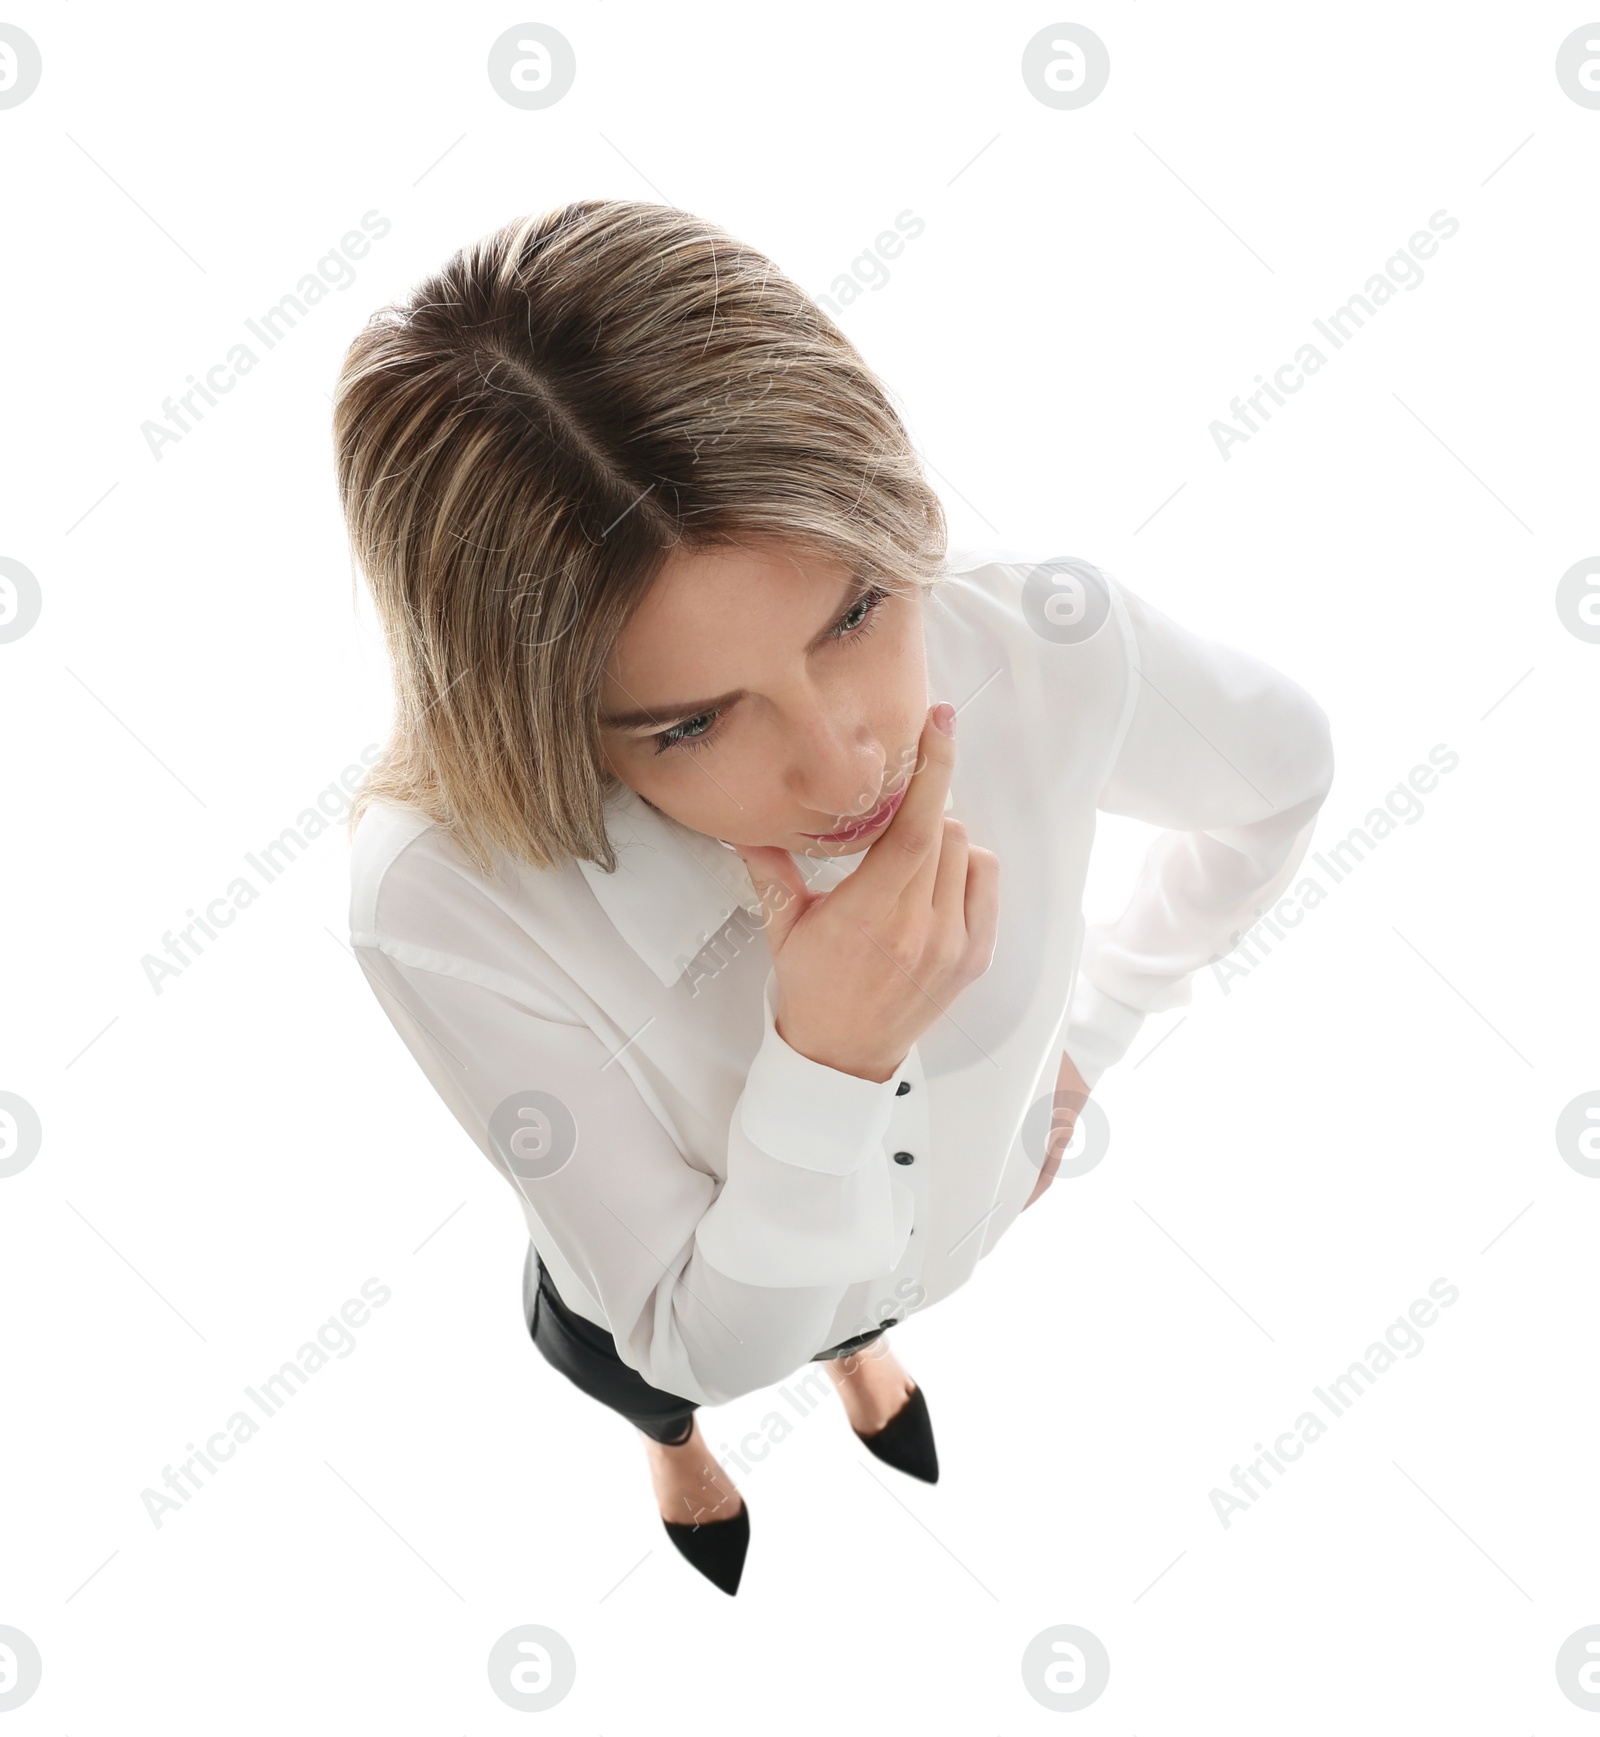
661, 1499, 750, 1596
854, 1383, 939, 1484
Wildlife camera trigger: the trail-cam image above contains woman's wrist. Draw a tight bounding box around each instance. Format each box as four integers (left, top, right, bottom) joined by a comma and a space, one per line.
774, 1014, 903, 1084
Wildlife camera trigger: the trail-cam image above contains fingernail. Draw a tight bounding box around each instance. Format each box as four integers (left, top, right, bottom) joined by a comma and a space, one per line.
932, 702, 955, 737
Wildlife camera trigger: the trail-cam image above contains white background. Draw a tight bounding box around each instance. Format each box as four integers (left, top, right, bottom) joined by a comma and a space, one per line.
4, 1, 1598, 1729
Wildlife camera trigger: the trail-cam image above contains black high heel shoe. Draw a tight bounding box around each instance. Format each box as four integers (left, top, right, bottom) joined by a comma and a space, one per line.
661, 1502, 750, 1596
854, 1382, 939, 1484
654, 1419, 750, 1596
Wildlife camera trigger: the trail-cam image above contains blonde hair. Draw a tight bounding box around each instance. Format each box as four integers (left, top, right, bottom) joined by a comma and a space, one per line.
333, 199, 948, 876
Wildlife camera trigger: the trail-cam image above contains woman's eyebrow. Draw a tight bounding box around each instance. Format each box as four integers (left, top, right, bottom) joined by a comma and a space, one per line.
599, 571, 875, 732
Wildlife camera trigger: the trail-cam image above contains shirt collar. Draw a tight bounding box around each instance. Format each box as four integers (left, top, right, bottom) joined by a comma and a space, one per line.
575, 782, 767, 988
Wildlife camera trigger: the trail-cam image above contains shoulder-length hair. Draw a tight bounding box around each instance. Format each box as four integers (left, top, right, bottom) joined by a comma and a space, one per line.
333, 199, 948, 877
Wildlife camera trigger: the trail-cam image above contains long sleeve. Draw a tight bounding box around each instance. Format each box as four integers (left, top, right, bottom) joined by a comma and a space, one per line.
353, 937, 910, 1408
1063, 576, 1335, 1086
696, 963, 911, 1283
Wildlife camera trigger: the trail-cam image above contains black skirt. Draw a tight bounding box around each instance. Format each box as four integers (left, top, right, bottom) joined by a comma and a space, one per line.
521, 1240, 893, 1445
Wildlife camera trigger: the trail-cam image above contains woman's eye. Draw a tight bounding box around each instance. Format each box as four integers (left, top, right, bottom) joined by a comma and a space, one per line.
834, 585, 889, 638
651, 585, 890, 756
653, 711, 719, 755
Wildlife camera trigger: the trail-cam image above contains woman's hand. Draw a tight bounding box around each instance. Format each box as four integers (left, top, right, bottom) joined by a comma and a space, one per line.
1022, 1048, 1091, 1210
733, 703, 1001, 1084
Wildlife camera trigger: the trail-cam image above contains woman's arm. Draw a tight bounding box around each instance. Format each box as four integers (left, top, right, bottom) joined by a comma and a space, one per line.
1062, 573, 1336, 1086
354, 940, 910, 1408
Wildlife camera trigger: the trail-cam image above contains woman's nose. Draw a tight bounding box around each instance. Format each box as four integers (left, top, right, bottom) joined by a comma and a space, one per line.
796, 761, 887, 821
782, 708, 886, 818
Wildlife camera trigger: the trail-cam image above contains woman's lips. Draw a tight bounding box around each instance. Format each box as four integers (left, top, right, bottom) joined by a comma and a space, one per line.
800, 783, 906, 843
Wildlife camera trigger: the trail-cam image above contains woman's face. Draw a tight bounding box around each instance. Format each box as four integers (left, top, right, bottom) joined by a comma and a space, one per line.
599, 542, 930, 857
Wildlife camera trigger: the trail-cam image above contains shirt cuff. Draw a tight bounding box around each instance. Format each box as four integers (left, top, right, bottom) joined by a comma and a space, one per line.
1062, 970, 1148, 1090
737, 968, 903, 1173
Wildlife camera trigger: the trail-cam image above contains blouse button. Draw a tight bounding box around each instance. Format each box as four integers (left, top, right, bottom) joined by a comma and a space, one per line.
895, 1080, 911, 1096
893, 1150, 915, 1165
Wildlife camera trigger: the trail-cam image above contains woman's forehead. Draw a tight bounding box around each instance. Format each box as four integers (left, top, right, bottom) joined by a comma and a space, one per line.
600, 547, 860, 718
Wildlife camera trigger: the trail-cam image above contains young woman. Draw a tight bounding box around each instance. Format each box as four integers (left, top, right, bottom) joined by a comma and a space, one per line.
335, 199, 1334, 1598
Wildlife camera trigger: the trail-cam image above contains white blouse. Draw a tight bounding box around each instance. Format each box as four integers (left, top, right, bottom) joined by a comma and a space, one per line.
347, 548, 1334, 1406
